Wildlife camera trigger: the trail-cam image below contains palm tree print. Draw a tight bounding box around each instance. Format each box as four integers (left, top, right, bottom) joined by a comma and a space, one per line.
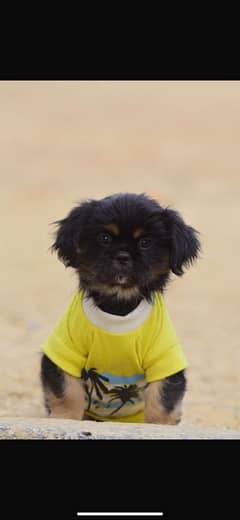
107, 384, 146, 416
81, 368, 109, 411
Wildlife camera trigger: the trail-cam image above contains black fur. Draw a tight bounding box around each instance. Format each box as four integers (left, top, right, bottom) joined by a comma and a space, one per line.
41, 354, 65, 404
160, 370, 187, 413
51, 193, 201, 314
161, 208, 201, 276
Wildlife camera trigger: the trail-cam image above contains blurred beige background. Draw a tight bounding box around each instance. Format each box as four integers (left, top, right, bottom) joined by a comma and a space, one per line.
0, 81, 239, 429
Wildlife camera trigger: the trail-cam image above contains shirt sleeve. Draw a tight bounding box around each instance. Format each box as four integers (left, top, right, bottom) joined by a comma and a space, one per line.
42, 294, 87, 378
143, 300, 188, 382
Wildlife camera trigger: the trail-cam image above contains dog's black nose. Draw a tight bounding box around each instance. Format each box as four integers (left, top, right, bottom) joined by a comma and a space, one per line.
115, 251, 131, 265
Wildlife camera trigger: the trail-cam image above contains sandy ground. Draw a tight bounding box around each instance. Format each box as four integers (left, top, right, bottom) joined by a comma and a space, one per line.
0, 81, 240, 429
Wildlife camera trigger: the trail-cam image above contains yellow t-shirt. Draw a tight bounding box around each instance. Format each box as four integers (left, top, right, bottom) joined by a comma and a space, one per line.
42, 291, 188, 422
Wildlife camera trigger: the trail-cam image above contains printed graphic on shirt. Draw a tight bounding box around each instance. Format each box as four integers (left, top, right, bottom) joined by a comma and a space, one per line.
81, 368, 147, 418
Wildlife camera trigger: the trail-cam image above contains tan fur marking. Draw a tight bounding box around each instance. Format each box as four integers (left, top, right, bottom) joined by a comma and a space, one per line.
104, 224, 120, 236
46, 374, 86, 420
133, 228, 145, 239
91, 282, 140, 300
144, 380, 182, 425
149, 255, 170, 277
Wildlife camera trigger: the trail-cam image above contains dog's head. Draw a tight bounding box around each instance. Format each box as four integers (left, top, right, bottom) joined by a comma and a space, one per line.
52, 193, 201, 301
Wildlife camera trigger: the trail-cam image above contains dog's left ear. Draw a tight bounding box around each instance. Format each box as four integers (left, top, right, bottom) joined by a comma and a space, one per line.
162, 208, 201, 276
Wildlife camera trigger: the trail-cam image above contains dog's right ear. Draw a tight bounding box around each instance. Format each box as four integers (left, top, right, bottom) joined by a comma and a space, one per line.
51, 200, 97, 268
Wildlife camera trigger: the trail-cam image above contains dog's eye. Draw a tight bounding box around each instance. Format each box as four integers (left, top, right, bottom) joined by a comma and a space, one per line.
97, 232, 112, 246
138, 237, 153, 250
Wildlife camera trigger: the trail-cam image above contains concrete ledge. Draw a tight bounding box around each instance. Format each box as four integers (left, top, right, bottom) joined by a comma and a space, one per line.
0, 417, 240, 439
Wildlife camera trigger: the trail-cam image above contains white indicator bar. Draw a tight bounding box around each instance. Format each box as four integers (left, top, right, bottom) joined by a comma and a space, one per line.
77, 514, 164, 517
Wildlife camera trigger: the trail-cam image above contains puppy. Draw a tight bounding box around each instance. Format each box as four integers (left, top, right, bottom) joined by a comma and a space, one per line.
41, 193, 200, 424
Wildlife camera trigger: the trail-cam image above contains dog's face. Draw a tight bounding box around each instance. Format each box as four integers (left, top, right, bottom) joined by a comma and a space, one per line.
52, 193, 200, 300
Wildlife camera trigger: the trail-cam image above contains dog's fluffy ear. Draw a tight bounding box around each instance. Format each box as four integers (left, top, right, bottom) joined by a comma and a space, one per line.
51, 200, 97, 267
162, 208, 201, 276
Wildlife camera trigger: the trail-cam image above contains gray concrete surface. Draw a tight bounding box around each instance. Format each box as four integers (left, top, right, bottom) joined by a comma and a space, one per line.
0, 417, 239, 439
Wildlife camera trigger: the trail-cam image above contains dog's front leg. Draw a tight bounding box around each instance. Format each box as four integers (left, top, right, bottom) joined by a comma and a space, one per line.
41, 354, 86, 419
144, 370, 186, 425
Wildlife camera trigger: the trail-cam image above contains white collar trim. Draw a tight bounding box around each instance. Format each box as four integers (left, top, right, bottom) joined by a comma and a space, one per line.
82, 295, 153, 333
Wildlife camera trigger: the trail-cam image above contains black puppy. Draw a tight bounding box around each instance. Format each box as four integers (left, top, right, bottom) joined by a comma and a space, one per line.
41, 193, 200, 424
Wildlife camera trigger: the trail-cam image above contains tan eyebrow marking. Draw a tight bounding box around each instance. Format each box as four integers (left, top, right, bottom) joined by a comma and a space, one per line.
133, 228, 145, 239
104, 224, 120, 236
